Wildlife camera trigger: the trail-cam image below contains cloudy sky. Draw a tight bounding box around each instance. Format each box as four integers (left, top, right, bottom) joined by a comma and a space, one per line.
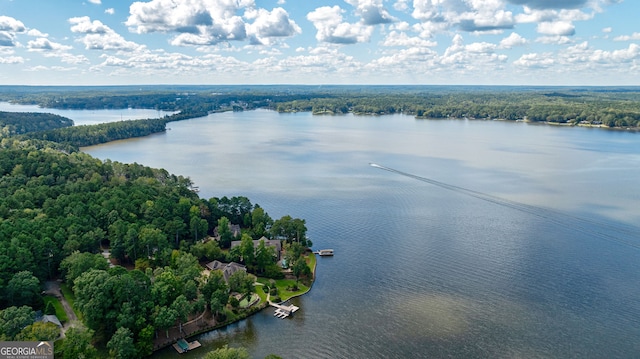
0, 0, 637, 85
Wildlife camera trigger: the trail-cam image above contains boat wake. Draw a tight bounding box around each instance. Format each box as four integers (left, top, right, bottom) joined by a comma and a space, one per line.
370, 163, 640, 249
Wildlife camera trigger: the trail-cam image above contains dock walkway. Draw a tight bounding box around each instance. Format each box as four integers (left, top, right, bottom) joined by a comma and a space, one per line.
267, 293, 299, 319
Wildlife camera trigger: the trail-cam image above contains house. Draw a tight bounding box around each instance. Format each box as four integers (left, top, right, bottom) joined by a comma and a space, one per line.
205, 260, 246, 282
35, 313, 62, 328
230, 236, 282, 260
212, 223, 241, 239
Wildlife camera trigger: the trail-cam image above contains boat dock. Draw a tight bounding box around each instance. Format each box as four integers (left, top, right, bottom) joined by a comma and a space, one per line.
270, 301, 299, 319
314, 249, 334, 256
172, 339, 201, 353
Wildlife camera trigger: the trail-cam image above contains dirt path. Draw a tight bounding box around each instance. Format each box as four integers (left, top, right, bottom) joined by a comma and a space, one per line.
44, 280, 79, 337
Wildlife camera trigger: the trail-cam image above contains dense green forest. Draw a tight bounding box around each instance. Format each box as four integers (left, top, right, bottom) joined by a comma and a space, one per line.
21, 110, 207, 147
0, 111, 73, 136
0, 136, 311, 357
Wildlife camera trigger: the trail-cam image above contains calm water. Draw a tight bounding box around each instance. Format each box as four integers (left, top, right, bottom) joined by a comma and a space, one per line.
79, 110, 640, 358
0, 102, 174, 125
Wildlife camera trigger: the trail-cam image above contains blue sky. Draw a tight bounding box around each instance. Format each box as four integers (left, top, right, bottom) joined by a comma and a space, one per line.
0, 0, 637, 85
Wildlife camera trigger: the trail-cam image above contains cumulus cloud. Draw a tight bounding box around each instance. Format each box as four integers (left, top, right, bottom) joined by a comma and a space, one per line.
409, 0, 516, 34
27, 38, 72, 52
381, 31, 437, 48
499, 32, 528, 48
70, 16, 143, 51
514, 52, 555, 68
0, 16, 27, 47
0, 55, 24, 64
88, 0, 101, 4
126, 0, 298, 46
0, 16, 27, 33
307, 6, 373, 44
537, 21, 575, 36
614, 33, 640, 42
105, 8, 115, 15
245, 8, 301, 45
344, 0, 397, 25
507, 0, 588, 9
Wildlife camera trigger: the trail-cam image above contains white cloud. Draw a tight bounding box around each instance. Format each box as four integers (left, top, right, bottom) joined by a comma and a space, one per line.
105, 8, 115, 15
499, 32, 528, 48
0, 15, 26, 32
345, 0, 397, 25
88, 0, 101, 4
536, 21, 575, 36
508, 0, 588, 9
602, 27, 612, 33
69, 16, 143, 51
381, 31, 437, 48
614, 33, 640, 42
27, 29, 48, 37
0, 54, 24, 64
69, 16, 110, 34
535, 35, 572, 44
307, 6, 373, 44
27, 38, 72, 52
514, 52, 555, 68
0, 16, 27, 47
245, 8, 301, 45
126, 0, 268, 46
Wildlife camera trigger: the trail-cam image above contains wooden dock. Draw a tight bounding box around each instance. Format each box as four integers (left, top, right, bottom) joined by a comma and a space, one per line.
172, 339, 201, 353
314, 249, 334, 256
270, 302, 299, 319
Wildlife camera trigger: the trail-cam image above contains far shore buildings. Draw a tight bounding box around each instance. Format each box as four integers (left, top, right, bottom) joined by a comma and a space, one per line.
230, 236, 282, 260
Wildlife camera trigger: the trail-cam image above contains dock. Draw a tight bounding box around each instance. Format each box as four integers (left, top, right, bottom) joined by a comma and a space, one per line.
270, 301, 299, 319
314, 249, 334, 256
172, 339, 201, 353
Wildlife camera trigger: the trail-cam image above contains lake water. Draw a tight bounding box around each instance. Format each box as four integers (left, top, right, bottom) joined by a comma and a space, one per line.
23, 105, 640, 358
0, 102, 174, 125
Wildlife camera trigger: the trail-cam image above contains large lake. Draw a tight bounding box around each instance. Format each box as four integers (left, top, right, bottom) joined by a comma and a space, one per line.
20, 105, 640, 358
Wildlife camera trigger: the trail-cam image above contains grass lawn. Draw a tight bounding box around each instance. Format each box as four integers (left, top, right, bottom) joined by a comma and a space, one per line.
239, 293, 260, 308
255, 284, 267, 303
257, 278, 309, 302
43, 296, 68, 323
306, 252, 317, 275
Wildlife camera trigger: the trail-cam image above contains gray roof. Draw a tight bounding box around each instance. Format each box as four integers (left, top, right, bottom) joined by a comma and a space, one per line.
40, 314, 62, 327
205, 260, 246, 282
230, 237, 282, 259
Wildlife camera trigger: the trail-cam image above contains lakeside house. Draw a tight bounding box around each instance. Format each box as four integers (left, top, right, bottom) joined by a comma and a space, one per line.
204, 260, 246, 282
212, 223, 241, 239
230, 236, 282, 260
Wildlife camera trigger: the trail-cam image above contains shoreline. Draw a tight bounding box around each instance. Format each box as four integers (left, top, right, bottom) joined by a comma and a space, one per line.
153, 252, 317, 353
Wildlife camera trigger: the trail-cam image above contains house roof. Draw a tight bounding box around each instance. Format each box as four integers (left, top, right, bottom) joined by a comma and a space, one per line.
204, 260, 246, 282
230, 237, 282, 254
39, 314, 62, 328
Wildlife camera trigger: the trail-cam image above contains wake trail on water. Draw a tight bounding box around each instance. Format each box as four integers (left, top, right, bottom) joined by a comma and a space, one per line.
370, 163, 640, 250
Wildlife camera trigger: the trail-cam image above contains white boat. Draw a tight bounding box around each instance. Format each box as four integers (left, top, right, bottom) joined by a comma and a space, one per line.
317, 249, 334, 256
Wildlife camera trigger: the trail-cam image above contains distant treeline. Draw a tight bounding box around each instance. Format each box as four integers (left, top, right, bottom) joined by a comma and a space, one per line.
2, 86, 640, 129
0, 111, 73, 136
22, 110, 207, 147
272, 91, 640, 128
